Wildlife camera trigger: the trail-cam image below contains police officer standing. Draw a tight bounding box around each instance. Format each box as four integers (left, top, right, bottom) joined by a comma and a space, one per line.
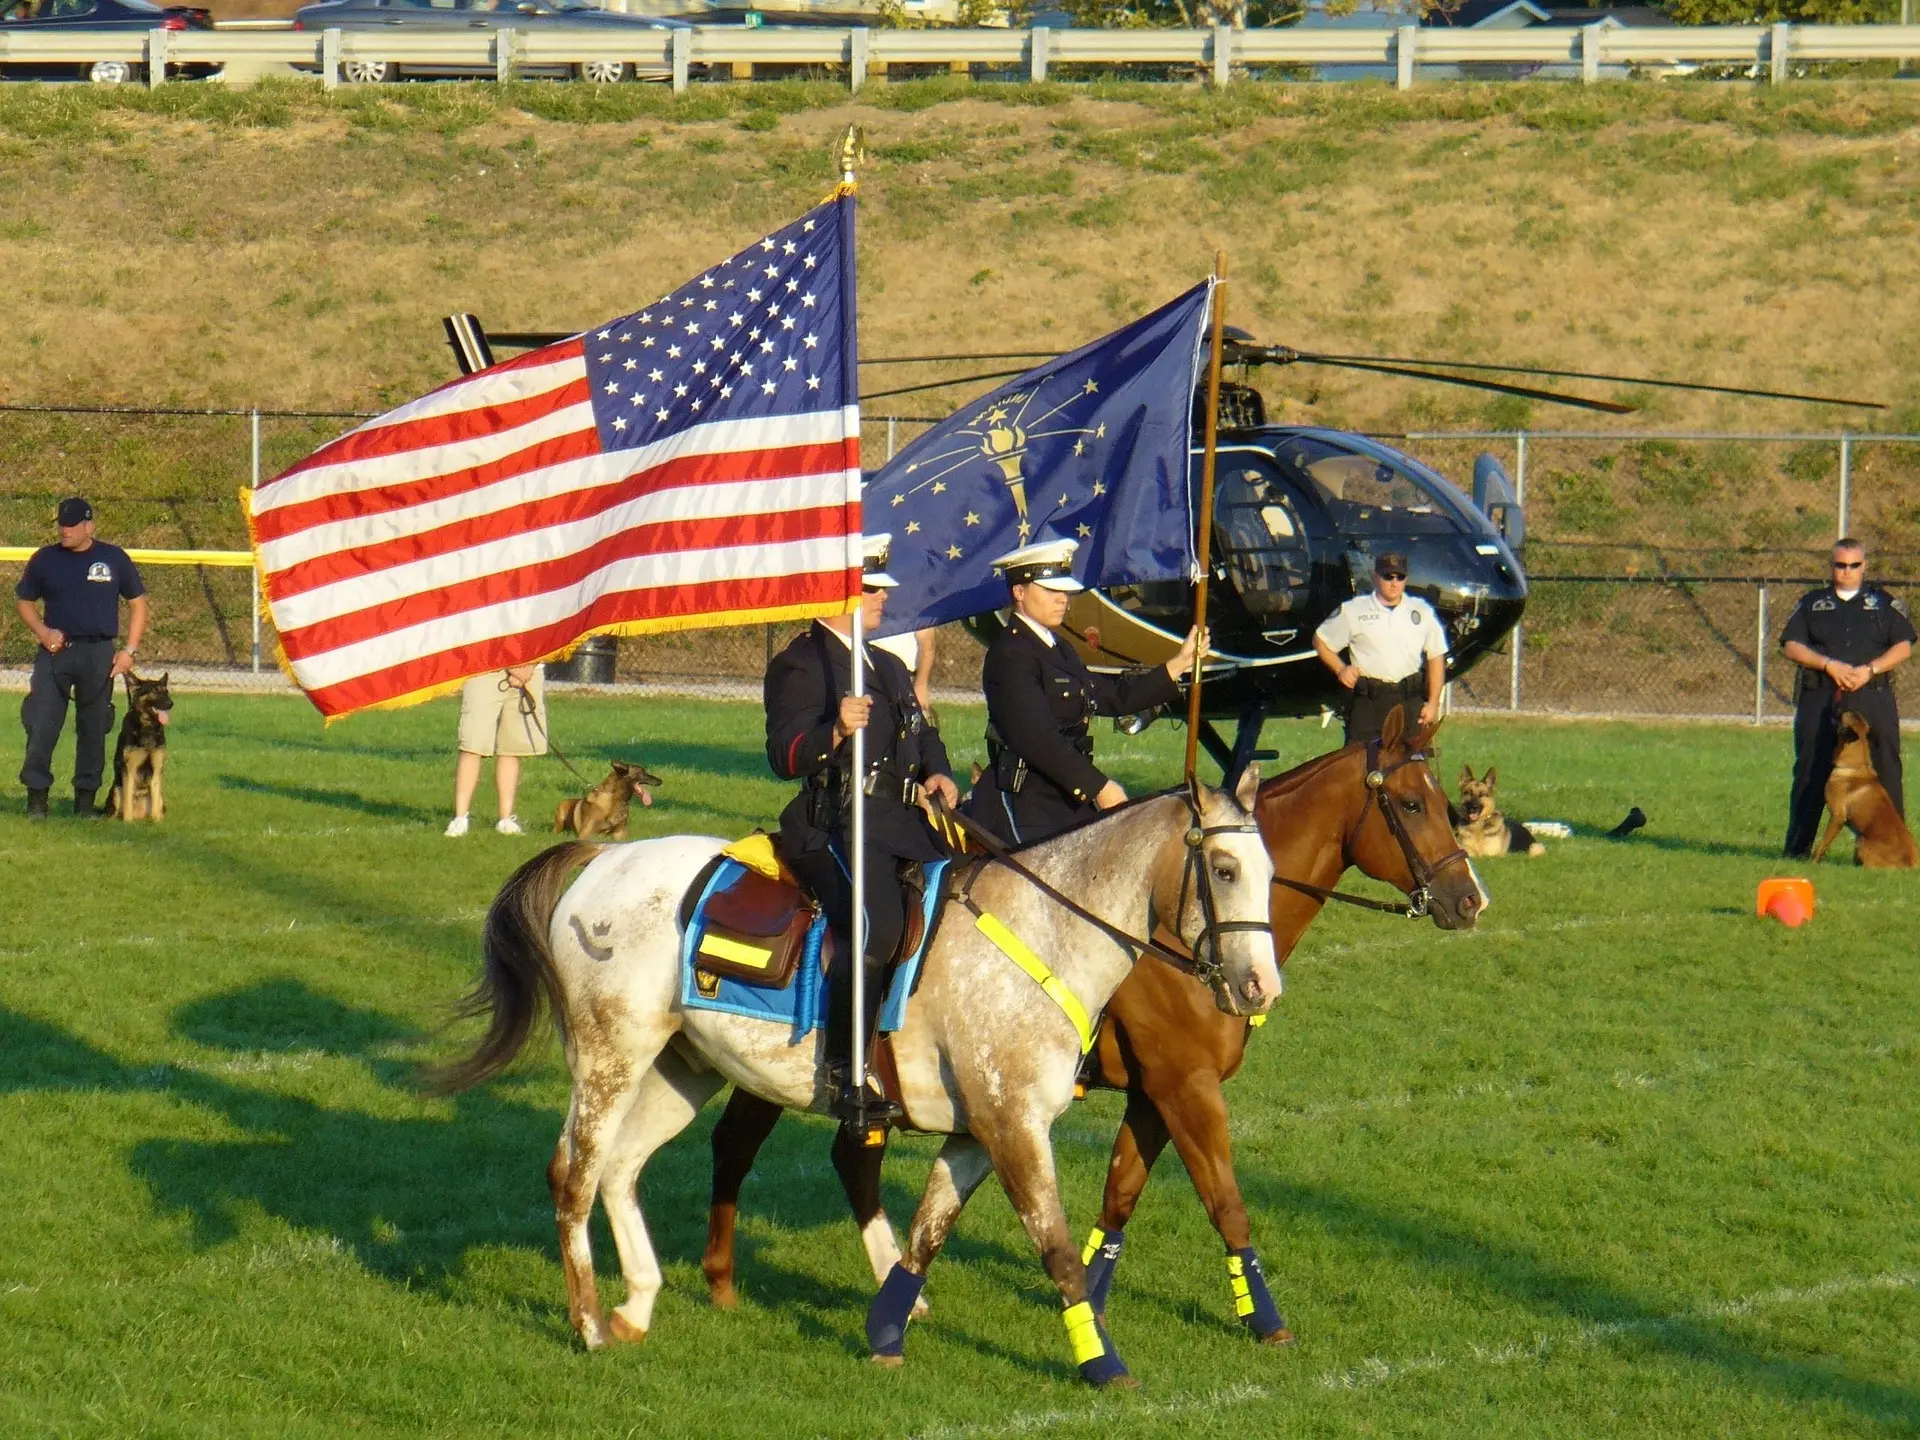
967, 538, 1205, 846
1780, 537, 1913, 859
765, 535, 959, 1124
1313, 550, 1448, 746
14, 497, 148, 820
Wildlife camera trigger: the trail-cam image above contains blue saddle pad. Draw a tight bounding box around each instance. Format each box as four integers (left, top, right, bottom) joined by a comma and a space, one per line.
680, 857, 948, 1044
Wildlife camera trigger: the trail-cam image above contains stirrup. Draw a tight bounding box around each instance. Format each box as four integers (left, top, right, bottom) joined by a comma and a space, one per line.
828, 1063, 903, 1133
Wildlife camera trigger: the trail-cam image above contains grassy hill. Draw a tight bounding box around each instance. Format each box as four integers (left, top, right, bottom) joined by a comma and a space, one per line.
3, 78, 1918, 560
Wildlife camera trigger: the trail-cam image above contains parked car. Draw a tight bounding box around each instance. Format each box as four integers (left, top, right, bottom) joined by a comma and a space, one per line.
290, 0, 692, 83
0, 0, 215, 84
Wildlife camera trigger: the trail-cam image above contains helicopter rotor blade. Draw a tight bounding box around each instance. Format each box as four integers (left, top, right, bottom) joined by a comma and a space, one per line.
859, 366, 1035, 403
1282, 355, 1637, 415
1306, 352, 1886, 411
861, 351, 1061, 366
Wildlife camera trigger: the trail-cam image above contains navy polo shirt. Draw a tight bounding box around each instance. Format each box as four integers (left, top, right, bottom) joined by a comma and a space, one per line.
16, 541, 146, 640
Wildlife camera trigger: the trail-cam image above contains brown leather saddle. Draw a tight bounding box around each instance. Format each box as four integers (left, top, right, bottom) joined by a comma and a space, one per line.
678, 846, 933, 994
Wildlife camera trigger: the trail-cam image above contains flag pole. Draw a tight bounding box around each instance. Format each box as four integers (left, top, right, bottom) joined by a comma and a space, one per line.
840, 126, 873, 1127
1183, 252, 1229, 784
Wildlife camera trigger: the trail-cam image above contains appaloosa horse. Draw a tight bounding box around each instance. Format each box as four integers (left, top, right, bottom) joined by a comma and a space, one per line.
699, 709, 1481, 1343
437, 775, 1280, 1386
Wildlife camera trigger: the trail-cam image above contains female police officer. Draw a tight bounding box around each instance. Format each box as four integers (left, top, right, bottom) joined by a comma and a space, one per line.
966, 538, 1206, 846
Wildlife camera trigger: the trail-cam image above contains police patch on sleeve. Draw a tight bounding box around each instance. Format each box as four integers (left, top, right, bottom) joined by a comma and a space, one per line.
1894, 597, 1909, 616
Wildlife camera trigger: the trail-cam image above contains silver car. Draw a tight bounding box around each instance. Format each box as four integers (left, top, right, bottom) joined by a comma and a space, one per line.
291, 0, 692, 83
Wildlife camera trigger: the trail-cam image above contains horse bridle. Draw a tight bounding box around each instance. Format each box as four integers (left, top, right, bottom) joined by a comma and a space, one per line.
938, 790, 1265, 992
1269, 739, 1472, 922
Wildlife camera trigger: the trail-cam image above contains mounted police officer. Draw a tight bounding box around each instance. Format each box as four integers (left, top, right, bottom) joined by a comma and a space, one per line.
1780, 537, 1913, 859
966, 538, 1205, 847
14, 497, 148, 820
1313, 550, 1448, 746
764, 534, 959, 1124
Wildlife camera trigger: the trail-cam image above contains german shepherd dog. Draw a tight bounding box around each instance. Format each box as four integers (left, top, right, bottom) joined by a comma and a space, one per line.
105, 672, 172, 822
1452, 765, 1544, 857
551, 758, 661, 842
1812, 711, 1917, 868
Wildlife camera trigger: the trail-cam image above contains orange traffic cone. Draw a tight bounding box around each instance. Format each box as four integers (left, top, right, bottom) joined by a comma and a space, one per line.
1756, 877, 1815, 928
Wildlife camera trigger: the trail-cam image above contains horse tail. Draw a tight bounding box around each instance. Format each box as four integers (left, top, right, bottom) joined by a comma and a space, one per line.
429, 841, 600, 1095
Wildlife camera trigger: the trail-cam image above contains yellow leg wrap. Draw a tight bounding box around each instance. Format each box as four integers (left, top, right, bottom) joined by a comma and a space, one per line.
1227, 1253, 1255, 1317
1081, 1226, 1106, 1267
1063, 1301, 1105, 1365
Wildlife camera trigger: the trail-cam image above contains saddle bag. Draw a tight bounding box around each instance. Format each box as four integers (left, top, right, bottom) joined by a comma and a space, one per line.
693, 862, 818, 990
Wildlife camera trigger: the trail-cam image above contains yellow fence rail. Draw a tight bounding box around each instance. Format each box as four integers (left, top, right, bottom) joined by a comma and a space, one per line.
0, 548, 253, 567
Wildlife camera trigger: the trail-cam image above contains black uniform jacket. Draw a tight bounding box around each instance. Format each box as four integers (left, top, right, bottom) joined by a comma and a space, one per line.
765, 621, 952, 864
970, 615, 1180, 845
1780, 584, 1915, 697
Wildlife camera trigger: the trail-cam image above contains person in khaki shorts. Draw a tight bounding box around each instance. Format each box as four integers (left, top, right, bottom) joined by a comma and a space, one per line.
446, 664, 547, 836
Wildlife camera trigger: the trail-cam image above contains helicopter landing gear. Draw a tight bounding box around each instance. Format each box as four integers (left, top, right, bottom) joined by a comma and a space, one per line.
1196, 703, 1274, 791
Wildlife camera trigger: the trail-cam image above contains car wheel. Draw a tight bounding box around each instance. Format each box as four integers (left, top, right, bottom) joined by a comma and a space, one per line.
87, 59, 135, 84
342, 57, 397, 84
575, 59, 633, 83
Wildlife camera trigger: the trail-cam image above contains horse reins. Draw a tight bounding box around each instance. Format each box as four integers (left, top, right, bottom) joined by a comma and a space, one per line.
1267, 739, 1471, 922
933, 792, 1263, 991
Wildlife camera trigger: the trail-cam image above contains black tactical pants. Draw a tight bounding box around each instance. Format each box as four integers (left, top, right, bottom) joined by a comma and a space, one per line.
1784, 680, 1903, 858
1344, 675, 1424, 747
787, 843, 908, 1067
19, 639, 116, 793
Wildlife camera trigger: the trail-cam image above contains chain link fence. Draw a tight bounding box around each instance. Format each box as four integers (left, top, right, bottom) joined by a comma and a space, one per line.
3, 405, 1915, 719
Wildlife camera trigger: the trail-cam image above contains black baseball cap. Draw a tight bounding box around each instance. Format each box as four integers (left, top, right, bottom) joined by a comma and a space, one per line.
1373, 551, 1409, 577
56, 497, 93, 527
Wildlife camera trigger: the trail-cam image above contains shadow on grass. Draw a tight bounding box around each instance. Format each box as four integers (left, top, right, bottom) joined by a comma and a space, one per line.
1587, 828, 1786, 861
1219, 1168, 1920, 1431
215, 774, 441, 825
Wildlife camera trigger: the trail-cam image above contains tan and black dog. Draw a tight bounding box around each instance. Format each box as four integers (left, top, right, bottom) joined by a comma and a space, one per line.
552, 758, 661, 842
105, 672, 173, 822
1451, 765, 1545, 857
1812, 711, 1917, 868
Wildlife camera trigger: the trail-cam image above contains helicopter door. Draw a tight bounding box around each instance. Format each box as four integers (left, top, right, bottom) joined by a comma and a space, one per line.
1210, 456, 1315, 646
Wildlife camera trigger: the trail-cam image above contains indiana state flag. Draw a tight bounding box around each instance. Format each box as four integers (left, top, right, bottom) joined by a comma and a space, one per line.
868, 280, 1214, 634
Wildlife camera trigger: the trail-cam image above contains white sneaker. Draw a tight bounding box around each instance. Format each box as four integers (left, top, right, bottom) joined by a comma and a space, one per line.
495, 816, 524, 836
444, 815, 470, 837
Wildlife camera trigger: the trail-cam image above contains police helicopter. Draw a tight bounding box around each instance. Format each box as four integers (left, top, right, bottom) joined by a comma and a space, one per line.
441, 314, 1882, 778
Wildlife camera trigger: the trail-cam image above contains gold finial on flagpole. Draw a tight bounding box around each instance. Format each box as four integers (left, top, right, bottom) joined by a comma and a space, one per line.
838, 124, 865, 189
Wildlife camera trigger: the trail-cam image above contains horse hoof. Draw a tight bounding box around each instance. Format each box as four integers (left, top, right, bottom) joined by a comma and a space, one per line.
607, 1312, 648, 1346
870, 1353, 906, 1370
709, 1284, 738, 1312
578, 1318, 609, 1351
1260, 1326, 1297, 1347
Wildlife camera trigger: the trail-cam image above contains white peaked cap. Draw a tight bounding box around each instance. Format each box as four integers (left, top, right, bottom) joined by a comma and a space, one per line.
861, 532, 899, 588
990, 537, 1084, 592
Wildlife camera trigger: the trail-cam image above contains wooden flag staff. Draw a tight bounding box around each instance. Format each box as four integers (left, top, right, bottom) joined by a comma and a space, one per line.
1183, 251, 1229, 784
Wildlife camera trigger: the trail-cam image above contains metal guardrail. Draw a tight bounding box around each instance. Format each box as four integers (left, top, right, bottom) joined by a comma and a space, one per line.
0, 21, 1915, 91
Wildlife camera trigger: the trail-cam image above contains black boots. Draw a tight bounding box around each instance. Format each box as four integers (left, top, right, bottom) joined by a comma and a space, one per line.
26, 788, 49, 821
74, 788, 98, 818
826, 954, 904, 1129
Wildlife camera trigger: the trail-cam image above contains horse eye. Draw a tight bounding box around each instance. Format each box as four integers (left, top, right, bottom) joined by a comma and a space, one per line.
1401, 798, 1422, 813
1212, 864, 1236, 884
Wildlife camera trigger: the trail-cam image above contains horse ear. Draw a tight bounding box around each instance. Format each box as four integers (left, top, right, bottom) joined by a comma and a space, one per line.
1379, 705, 1405, 749
1233, 762, 1260, 813
1186, 769, 1205, 813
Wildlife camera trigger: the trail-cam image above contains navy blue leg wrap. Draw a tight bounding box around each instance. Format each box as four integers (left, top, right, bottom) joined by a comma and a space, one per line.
866, 1263, 926, 1358
1228, 1247, 1287, 1338
1081, 1225, 1124, 1317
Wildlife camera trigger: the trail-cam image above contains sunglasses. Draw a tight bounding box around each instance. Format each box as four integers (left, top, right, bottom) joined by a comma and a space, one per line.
1833, 561, 1863, 570
1378, 571, 1408, 582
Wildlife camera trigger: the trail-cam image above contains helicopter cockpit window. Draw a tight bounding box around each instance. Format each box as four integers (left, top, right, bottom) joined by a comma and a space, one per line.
1274, 437, 1460, 537
1213, 460, 1313, 622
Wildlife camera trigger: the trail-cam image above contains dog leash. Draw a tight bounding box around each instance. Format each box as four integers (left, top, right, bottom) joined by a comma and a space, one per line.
503, 675, 596, 789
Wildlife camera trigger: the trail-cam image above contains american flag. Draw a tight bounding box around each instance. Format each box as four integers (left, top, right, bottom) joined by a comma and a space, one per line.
248, 194, 862, 719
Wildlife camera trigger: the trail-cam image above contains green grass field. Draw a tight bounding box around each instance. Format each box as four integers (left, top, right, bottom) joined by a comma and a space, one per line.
2, 695, 1916, 1438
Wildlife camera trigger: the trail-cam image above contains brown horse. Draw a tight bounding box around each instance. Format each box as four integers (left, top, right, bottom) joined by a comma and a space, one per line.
700, 708, 1482, 1342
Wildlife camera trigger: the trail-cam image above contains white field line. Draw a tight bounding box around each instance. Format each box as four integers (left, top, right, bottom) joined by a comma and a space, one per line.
909, 1270, 1919, 1439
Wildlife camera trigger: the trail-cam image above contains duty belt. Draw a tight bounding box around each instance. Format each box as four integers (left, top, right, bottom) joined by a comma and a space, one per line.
1353, 674, 1423, 699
